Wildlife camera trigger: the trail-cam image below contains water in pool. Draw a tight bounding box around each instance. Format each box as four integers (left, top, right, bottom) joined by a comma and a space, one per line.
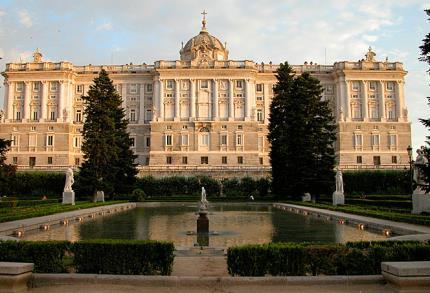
21, 203, 385, 246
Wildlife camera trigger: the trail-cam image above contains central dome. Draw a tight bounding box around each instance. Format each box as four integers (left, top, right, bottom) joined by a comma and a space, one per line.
180, 14, 229, 62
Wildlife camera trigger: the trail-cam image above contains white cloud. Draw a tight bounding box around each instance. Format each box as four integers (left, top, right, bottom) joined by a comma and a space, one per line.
363, 35, 378, 42
96, 22, 113, 31
18, 10, 32, 28
0, 9, 5, 17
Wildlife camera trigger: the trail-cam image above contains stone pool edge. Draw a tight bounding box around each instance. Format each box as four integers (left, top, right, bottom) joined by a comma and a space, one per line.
274, 203, 430, 239
0, 202, 136, 238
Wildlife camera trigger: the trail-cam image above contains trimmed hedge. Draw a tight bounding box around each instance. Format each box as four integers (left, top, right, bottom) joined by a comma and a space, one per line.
0, 240, 70, 273
73, 240, 175, 275
227, 241, 430, 276
343, 170, 409, 195
0, 172, 65, 198
0, 199, 59, 208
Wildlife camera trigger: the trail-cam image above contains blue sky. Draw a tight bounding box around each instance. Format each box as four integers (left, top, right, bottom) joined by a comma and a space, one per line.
0, 0, 429, 150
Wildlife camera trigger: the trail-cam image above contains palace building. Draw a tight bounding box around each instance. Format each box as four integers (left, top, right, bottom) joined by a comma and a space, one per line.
0, 14, 411, 177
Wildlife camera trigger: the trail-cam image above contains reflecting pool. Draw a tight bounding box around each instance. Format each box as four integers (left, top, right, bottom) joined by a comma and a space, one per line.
21, 203, 386, 246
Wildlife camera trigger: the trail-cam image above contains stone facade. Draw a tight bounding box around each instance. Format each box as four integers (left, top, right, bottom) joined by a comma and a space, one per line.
0, 16, 411, 177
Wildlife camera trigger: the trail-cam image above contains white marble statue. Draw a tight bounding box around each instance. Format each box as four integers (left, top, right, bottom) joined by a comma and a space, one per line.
413, 149, 428, 186
64, 167, 74, 192
199, 187, 209, 211
335, 170, 344, 194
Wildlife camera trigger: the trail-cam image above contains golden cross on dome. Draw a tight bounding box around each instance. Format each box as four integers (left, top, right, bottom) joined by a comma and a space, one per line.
201, 10, 207, 31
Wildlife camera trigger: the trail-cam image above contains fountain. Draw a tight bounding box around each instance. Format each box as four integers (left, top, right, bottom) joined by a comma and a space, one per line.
197, 187, 209, 246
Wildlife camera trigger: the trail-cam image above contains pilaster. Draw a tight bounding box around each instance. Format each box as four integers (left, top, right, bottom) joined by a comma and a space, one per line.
159, 79, 164, 121
40, 81, 48, 121
190, 79, 196, 121
138, 83, 145, 124
23, 81, 31, 121
229, 79, 234, 121
361, 81, 368, 121
213, 79, 218, 120
174, 79, 180, 121
379, 80, 386, 122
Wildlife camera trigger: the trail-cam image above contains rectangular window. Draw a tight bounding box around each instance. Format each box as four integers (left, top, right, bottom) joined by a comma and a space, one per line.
222, 156, 227, 164
165, 134, 172, 146
145, 84, 153, 93
257, 109, 264, 122
11, 135, 18, 146
181, 134, 188, 146
236, 80, 243, 88
30, 126, 36, 131
351, 94, 359, 99
48, 157, 53, 165
200, 80, 208, 89
50, 111, 56, 120
166, 80, 174, 89
222, 125, 227, 130
369, 94, 376, 99
237, 125, 243, 130
256, 96, 264, 101
352, 81, 360, 91
146, 137, 151, 147
370, 107, 379, 119
75, 157, 80, 166
12, 157, 18, 165
76, 85, 83, 93
388, 108, 396, 119
389, 134, 397, 146
50, 82, 58, 92
236, 93, 243, 97
371, 134, 380, 146
29, 157, 36, 167
75, 110, 82, 122
130, 109, 136, 122
32, 111, 38, 120
256, 84, 263, 92
182, 156, 188, 164
50, 95, 56, 100
73, 136, 80, 148
201, 156, 208, 164
130, 137, 135, 147
357, 156, 363, 164
354, 134, 363, 146
47, 135, 54, 146
16, 82, 23, 92
373, 156, 381, 166
16, 111, 21, 120
200, 134, 209, 146
387, 94, 394, 99
33, 95, 39, 100
392, 156, 397, 164
237, 156, 243, 164
325, 85, 334, 94
369, 81, 377, 91
236, 134, 243, 146
145, 110, 152, 121
386, 81, 394, 91
166, 156, 172, 164
220, 134, 227, 145
33, 82, 40, 92
259, 157, 263, 165
129, 84, 138, 94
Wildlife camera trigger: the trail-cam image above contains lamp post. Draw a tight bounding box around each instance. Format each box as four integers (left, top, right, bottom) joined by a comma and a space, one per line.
407, 145, 413, 195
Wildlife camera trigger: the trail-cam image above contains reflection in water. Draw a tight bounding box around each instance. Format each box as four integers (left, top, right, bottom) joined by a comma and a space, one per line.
20, 203, 385, 246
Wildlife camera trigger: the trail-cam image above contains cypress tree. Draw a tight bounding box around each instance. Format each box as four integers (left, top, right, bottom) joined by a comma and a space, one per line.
79, 69, 137, 199
268, 62, 336, 198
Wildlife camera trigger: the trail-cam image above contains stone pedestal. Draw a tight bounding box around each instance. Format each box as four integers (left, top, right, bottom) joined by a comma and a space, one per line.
96, 191, 105, 202
302, 193, 311, 202
62, 191, 75, 205
382, 261, 430, 292
332, 191, 345, 206
0, 262, 34, 293
412, 188, 430, 214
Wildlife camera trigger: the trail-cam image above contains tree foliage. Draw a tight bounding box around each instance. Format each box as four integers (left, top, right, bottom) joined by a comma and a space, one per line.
419, 9, 430, 191
0, 138, 16, 192
268, 62, 336, 198
78, 70, 137, 199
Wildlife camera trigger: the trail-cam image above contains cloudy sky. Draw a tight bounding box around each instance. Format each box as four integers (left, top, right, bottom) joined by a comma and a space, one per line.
0, 0, 429, 149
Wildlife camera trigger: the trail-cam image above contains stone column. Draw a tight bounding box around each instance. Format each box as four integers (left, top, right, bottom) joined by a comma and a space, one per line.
175, 79, 180, 121
244, 79, 250, 120
397, 80, 405, 121
57, 81, 66, 121
40, 81, 48, 121
121, 83, 127, 110
159, 79, 164, 121
344, 79, 351, 121
213, 79, 218, 120
3, 82, 9, 120
6, 82, 13, 121
229, 79, 234, 121
139, 84, 145, 123
361, 81, 368, 121
379, 81, 386, 121
23, 81, 31, 121
153, 78, 159, 121
190, 79, 196, 121
264, 83, 270, 124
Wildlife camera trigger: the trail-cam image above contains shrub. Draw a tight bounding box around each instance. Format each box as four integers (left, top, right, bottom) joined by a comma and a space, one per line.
131, 189, 146, 202
343, 170, 409, 195
73, 239, 174, 275
227, 241, 430, 276
0, 240, 70, 273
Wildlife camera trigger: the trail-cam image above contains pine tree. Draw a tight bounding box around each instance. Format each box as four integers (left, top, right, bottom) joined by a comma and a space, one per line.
78, 69, 137, 199
268, 62, 336, 198
418, 9, 430, 190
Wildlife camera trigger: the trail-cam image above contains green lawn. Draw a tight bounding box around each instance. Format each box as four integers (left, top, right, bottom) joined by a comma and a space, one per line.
283, 200, 430, 226
0, 201, 126, 223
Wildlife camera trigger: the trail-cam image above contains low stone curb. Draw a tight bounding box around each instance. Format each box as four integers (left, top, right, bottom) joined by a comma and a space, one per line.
31, 273, 385, 287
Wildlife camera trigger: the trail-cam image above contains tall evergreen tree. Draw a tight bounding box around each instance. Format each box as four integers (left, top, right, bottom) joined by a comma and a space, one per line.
268, 62, 336, 198
0, 139, 16, 194
78, 69, 137, 199
418, 9, 430, 190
